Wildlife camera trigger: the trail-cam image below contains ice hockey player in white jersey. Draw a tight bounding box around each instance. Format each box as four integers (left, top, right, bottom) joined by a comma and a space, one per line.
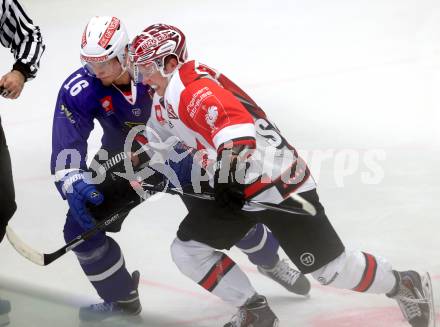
127, 24, 435, 327
52, 16, 311, 324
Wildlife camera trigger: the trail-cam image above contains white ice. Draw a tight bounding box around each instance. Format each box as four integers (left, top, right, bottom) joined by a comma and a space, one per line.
0, 0, 439, 326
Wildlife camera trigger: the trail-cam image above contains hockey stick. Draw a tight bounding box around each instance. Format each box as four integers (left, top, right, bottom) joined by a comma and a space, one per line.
7, 181, 314, 266
6, 198, 142, 266
7, 171, 314, 266
138, 182, 317, 216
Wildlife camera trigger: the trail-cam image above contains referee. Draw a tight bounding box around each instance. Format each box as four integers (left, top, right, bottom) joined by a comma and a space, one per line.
0, 0, 45, 243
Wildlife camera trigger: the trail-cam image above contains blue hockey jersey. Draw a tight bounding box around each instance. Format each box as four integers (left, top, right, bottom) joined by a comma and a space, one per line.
51, 68, 152, 175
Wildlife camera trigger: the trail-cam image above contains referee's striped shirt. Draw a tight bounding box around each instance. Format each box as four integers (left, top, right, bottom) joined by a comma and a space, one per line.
0, 0, 45, 80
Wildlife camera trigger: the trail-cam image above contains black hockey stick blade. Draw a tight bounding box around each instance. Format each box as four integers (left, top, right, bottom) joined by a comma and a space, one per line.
6, 199, 142, 266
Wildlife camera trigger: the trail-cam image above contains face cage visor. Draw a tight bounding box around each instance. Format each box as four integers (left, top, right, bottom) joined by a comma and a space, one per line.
127, 59, 162, 84
82, 58, 126, 80
81, 48, 128, 78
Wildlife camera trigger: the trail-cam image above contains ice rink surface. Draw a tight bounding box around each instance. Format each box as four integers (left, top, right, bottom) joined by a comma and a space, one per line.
0, 0, 439, 326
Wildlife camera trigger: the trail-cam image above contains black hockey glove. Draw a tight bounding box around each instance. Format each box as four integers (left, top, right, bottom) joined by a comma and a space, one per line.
214, 144, 253, 211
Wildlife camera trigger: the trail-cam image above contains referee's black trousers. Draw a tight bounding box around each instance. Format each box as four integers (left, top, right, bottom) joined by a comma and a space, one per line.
0, 117, 16, 243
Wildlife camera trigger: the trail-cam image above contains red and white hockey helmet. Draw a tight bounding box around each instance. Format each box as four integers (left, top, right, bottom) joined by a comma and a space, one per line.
128, 24, 188, 82
80, 16, 129, 74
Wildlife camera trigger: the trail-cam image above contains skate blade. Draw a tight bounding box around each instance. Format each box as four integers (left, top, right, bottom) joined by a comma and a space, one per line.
422, 272, 437, 327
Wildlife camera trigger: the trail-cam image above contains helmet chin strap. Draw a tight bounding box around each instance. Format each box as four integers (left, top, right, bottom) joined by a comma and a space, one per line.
115, 67, 127, 80
112, 67, 129, 85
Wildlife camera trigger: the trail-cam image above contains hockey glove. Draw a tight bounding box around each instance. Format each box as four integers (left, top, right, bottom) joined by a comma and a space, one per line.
61, 170, 104, 230
214, 144, 253, 211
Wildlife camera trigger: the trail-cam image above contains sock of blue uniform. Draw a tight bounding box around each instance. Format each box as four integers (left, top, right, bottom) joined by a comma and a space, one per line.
76, 237, 136, 302
63, 213, 136, 302
235, 223, 280, 269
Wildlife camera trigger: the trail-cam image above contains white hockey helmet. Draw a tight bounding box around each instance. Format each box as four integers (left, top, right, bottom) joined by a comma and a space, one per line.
80, 16, 129, 74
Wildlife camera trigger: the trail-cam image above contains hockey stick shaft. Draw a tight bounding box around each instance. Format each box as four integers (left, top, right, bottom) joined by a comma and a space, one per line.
139, 182, 317, 216
6, 198, 142, 266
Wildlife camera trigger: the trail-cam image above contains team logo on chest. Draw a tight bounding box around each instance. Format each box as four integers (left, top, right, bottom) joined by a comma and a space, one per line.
100, 96, 114, 115
205, 105, 218, 130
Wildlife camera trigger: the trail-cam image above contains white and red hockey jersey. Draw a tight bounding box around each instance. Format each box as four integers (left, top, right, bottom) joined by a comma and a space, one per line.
146, 60, 316, 206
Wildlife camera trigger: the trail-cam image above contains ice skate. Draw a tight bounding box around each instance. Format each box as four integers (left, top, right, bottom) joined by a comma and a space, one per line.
387, 270, 436, 327
224, 294, 279, 327
79, 271, 142, 323
258, 258, 310, 296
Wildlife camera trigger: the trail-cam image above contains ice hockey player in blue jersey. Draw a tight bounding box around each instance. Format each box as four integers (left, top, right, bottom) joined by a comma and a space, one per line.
51, 16, 150, 322
51, 16, 310, 323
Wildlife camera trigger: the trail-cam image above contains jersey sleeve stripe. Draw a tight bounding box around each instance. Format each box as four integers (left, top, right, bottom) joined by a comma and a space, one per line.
212, 123, 256, 150
217, 136, 256, 154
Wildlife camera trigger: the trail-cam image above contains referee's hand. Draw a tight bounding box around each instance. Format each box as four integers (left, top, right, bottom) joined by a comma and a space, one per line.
0, 70, 26, 99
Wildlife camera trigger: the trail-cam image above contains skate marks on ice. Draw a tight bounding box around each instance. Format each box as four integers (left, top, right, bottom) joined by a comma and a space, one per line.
0, 277, 224, 327
310, 307, 407, 327
0, 270, 438, 326
0, 285, 79, 327
310, 307, 439, 327
0, 285, 226, 327
136, 277, 238, 326
108, 272, 440, 327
